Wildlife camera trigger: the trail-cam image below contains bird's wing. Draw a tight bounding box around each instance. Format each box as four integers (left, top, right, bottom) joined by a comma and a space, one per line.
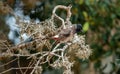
59, 29, 71, 37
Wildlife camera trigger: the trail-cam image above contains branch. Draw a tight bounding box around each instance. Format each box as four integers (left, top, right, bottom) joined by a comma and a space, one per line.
52, 5, 72, 29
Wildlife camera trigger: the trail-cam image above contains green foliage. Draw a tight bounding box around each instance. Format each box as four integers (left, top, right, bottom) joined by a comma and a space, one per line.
83, 22, 89, 32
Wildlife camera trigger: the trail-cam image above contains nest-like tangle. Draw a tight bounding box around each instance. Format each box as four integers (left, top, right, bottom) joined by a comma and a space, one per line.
0, 5, 92, 74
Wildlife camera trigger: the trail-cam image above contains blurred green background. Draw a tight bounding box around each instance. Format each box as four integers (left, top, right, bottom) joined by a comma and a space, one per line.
0, 0, 120, 74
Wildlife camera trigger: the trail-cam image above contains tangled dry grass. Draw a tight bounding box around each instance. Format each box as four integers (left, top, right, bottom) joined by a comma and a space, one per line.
0, 5, 92, 74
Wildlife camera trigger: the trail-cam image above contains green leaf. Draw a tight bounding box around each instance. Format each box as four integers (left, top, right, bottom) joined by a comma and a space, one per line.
79, 0, 84, 5
116, 59, 120, 64
83, 22, 89, 32
94, 60, 101, 69
83, 11, 88, 18
85, 0, 90, 5
103, 50, 112, 57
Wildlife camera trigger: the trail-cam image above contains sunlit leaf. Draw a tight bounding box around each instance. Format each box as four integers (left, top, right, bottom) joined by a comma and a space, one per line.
79, 0, 84, 5
83, 22, 89, 32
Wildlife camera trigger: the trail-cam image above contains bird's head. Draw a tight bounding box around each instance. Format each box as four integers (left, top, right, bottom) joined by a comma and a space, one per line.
75, 24, 82, 33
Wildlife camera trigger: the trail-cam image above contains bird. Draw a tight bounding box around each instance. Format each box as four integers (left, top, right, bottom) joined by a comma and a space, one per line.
52, 24, 82, 43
